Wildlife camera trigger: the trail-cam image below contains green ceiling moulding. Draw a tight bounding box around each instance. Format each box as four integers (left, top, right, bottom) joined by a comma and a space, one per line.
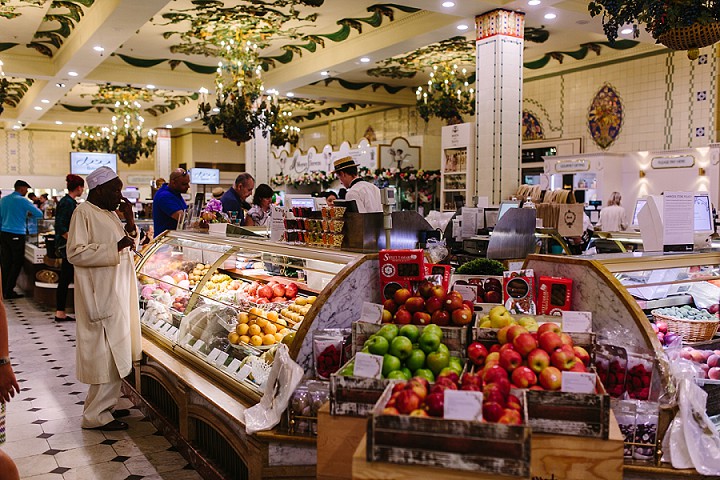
30, 0, 96, 57
318, 78, 407, 94
524, 40, 639, 69
114, 54, 216, 74
1, 79, 35, 109
0, 0, 45, 20
0, 43, 19, 53
293, 103, 370, 122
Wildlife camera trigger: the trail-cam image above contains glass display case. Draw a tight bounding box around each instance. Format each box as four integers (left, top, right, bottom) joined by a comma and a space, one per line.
28, 218, 54, 247
135, 230, 379, 401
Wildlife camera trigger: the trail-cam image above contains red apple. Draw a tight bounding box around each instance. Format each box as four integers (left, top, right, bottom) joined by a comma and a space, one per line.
484, 277, 502, 292
406, 378, 428, 401
483, 365, 509, 385
462, 300, 475, 311
434, 377, 458, 392
412, 311, 432, 325
506, 325, 529, 345
382, 406, 399, 415
395, 389, 422, 414
444, 291, 464, 311
429, 284, 446, 299
409, 409, 429, 417
498, 408, 522, 425
539, 366, 562, 390
405, 296, 426, 313
507, 394, 522, 411
410, 376, 430, 391
537, 322, 562, 336
482, 401, 505, 422
538, 331, 563, 353
393, 288, 412, 306
417, 281, 435, 299
490, 344, 501, 354
437, 369, 460, 385
551, 348, 576, 371
383, 299, 398, 314
483, 383, 507, 405
559, 333, 574, 347
285, 283, 298, 298
462, 384, 482, 391
568, 361, 587, 372
394, 308, 412, 325
431, 309, 451, 326
451, 307, 473, 326
484, 290, 502, 303
573, 346, 591, 367
272, 284, 286, 298
511, 366, 537, 388
513, 333, 538, 357
499, 343, 516, 354
499, 349, 523, 372
497, 325, 513, 345
461, 372, 483, 389
493, 377, 512, 398
425, 296, 444, 314
467, 342, 489, 367
425, 392, 445, 417
527, 348, 551, 374
257, 285, 273, 299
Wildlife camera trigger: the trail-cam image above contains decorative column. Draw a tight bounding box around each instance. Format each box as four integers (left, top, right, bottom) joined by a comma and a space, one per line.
155, 128, 171, 177
475, 10, 525, 204
244, 129, 271, 185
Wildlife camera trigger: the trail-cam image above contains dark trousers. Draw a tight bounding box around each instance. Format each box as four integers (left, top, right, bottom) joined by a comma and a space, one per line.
0, 231, 25, 296
56, 257, 74, 311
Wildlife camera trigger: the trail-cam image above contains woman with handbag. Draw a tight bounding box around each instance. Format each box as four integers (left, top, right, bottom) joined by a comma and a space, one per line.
54, 174, 84, 322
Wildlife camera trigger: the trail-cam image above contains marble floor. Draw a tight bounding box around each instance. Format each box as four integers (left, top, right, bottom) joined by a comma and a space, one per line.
3, 296, 202, 480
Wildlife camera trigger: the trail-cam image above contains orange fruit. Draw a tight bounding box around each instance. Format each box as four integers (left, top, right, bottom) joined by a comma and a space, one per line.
250, 335, 263, 346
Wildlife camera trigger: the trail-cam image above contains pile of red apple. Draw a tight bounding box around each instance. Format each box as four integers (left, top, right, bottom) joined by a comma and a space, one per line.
383, 281, 474, 327
680, 346, 720, 380
466, 323, 591, 392
381, 375, 523, 424
453, 277, 503, 304
236, 281, 299, 304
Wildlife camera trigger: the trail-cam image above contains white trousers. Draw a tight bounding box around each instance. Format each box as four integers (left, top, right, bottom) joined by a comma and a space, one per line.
81, 338, 122, 428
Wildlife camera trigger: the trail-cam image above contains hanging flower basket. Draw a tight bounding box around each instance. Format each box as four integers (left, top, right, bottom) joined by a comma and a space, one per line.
658, 22, 720, 58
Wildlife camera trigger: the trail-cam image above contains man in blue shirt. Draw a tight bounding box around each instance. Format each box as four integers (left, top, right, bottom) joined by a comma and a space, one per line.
0, 180, 43, 299
153, 168, 190, 236
220, 173, 254, 225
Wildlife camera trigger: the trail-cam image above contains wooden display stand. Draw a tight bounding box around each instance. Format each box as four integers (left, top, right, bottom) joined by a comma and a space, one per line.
317, 404, 366, 480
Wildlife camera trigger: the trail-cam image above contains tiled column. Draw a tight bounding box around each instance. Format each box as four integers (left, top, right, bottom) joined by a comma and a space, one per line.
475, 10, 525, 203
155, 128, 171, 176
245, 129, 271, 184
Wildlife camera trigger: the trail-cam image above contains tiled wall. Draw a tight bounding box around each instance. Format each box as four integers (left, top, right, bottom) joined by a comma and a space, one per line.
524, 45, 718, 153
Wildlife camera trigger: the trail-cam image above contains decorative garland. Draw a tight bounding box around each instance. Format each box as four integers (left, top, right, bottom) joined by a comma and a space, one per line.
271, 171, 333, 189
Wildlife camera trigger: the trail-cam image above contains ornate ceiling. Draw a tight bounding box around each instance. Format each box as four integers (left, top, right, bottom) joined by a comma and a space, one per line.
0, 0, 661, 131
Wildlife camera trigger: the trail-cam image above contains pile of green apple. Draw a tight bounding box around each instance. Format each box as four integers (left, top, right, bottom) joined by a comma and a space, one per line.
477, 305, 538, 331
338, 324, 464, 382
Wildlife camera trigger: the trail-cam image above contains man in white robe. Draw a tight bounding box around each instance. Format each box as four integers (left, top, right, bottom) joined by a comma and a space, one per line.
67, 167, 141, 431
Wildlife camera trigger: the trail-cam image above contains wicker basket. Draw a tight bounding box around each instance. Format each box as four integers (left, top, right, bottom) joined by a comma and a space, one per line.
658, 22, 720, 52
651, 310, 719, 343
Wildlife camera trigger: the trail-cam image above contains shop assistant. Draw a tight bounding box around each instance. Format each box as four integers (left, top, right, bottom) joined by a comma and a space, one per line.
331, 157, 382, 213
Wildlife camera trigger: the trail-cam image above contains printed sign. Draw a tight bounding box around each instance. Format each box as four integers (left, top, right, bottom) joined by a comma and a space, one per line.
354, 353, 383, 379
190, 168, 220, 185
444, 390, 484, 421
554, 159, 590, 173
562, 311, 592, 333
561, 371, 597, 393
651, 155, 695, 169
70, 152, 117, 175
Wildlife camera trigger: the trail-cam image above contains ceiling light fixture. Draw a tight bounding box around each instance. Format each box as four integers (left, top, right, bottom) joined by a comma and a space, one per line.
456, 24, 469, 31
93, 46, 104, 53
12, 125, 19, 130
212, 107, 220, 112
184, 117, 192, 122
360, 57, 370, 63
320, 71, 329, 76
68, 71, 78, 77
146, 84, 156, 90
165, 124, 172, 128
33, 106, 42, 111
620, 27, 633, 34
528, 0, 541, 5
56, 83, 65, 88
286, 92, 295, 97
41, 99, 49, 104
442, 1, 455, 7
199, 87, 209, 94
55, 121, 63, 125
544, 12, 557, 19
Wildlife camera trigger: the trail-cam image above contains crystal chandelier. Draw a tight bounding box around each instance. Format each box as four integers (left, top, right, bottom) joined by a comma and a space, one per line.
70, 126, 111, 152
415, 63, 475, 125
271, 110, 300, 148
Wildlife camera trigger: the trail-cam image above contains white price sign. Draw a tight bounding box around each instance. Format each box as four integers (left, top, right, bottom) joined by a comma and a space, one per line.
191, 339, 205, 352
353, 353, 383, 379
359, 302, 384, 324
562, 311, 592, 333
227, 358, 242, 373
235, 365, 252, 382
444, 390, 484, 421
561, 371, 597, 393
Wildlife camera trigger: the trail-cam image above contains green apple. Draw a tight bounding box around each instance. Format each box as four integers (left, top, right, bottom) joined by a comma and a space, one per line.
376, 324, 399, 343
360, 347, 370, 353
405, 348, 426, 372
418, 332, 442, 354
426, 351, 450, 376
413, 368, 435, 383
389, 336, 413, 360
400, 367, 412, 379
436, 343, 449, 355
399, 324, 420, 343
448, 356, 464, 374
366, 335, 389, 356
387, 370, 409, 380
423, 324, 443, 340
339, 361, 355, 376
382, 354, 401, 377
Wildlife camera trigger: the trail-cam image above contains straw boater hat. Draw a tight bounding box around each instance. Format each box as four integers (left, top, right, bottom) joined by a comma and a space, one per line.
330, 156, 359, 174
212, 187, 225, 198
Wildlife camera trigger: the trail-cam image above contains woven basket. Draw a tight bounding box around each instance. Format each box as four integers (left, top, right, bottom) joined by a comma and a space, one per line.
658, 22, 720, 52
651, 310, 719, 343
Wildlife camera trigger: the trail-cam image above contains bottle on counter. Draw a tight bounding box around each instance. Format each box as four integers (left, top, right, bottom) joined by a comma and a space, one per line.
523, 196, 535, 209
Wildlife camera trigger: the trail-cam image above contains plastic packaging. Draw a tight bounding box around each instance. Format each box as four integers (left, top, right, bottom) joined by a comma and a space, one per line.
595, 344, 627, 398
313, 329, 348, 379
426, 238, 448, 265
633, 401, 659, 461
626, 352, 654, 401
286, 380, 330, 435
612, 399, 636, 458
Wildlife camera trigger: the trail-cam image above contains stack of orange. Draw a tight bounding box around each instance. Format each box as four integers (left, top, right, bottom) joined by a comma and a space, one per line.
228, 307, 292, 347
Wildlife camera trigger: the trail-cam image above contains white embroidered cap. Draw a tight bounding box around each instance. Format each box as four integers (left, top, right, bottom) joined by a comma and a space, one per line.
86, 166, 118, 190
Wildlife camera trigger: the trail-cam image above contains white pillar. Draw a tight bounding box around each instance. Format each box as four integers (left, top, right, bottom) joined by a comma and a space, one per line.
475, 10, 525, 204
155, 128, 171, 178
244, 129, 271, 185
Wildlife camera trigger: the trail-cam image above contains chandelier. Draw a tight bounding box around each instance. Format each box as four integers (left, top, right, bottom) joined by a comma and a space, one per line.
416, 63, 475, 125
71, 89, 157, 165
271, 110, 300, 148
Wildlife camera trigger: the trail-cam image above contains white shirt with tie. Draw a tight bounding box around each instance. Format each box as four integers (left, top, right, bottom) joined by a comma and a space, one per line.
345, 178, 383, 213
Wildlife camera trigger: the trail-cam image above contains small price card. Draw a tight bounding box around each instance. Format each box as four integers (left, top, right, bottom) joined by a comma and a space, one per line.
235, 364, 252, 382
152, 320, 164, 331
168, 326, 179, 337
359, 302, 384, 324
207, 349, 222, 363
561, 371, 597, 394
215, 352, 229, 367
180, 333, 194, 346
227, 358, 242, 373
444, 390, 484, 421
353, 352, 383, 379
191, 339, 205, 352
562, 311, 592, 333
160, 323, 174, 334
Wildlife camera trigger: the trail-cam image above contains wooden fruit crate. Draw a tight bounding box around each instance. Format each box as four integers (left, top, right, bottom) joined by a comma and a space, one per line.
352, 321, 469, 359
525, 375, 610, 439
472, 325, 596, 350
366, 384, 531, 477
330, 357, 394, 417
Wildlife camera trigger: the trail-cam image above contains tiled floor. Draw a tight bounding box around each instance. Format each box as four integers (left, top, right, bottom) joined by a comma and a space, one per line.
3, 297, 203, 480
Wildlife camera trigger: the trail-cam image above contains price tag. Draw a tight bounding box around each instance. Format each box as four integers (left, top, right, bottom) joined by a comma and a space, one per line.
168, 326, 179, 337
562, 311, 592, 333
207, 349, 222, 363
180, 333, 194, 346
152, 320, 164, 331
191, 339, 205, 352
215, 352, 229, 367
235, 364, 252, 382
561, 371, 597, 393
353, 352, 383, 379
359, 302, 384, 324
160, 323, 173, 334
227, 358, 242, 373
444, 390, 484, 421
453, 284, 477, 302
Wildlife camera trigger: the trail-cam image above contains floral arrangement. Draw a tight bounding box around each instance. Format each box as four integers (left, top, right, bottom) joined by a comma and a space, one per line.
270, 171, 332, 188
200, 198, 229, 224
270, 174, 292, 187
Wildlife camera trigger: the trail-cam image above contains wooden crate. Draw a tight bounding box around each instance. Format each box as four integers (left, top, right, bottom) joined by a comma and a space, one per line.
472, 325, 596, 349
366, 384, 531, 477
525, 376, 610, 439
317, 403, 366, 480
330, 357, 393, 417
352, 321, 469, 358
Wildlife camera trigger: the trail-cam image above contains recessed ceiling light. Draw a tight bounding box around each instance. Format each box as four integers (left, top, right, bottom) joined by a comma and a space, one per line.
12, 125, 19, 130
198, 87, 209, 94
320, 71, 329, 76
442, 1, 455, 7
41, 99, 49, 104
33, 106, 42, 111
620, 27, 633, 34
212, 107, 220, 112
360, 57, 370, 63
528, 0, 541, 5
67, 71, 78, 77
55, 121, 63, 125
286, 92, 295, 97
146, 84, 156, 90
165, 124, 172, 128
56, 83, 65, 88
93, 46, 104, 52
184, 117, 192, 122
456, 24, 469, 31
544, 12, 557, 19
